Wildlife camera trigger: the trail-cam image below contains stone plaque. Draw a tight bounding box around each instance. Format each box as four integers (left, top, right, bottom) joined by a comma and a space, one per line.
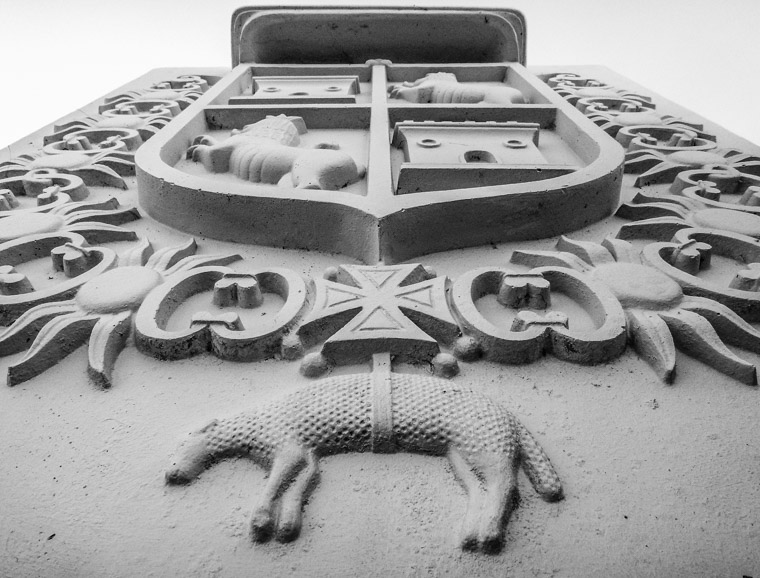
1, 5, 759, 577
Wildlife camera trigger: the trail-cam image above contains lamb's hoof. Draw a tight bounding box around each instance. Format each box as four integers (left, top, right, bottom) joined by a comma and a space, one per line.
165, 468, 192, 485
480, 533, 505, 555
275, 520, 301, 543
459, 529, 479, 552
250, 509, 274, 542
192, 135, 212, 146
186, 145, 199, 160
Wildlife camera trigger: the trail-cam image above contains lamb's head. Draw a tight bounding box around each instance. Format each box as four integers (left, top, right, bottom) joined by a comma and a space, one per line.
165, 419, 220, 485
230, 115, 307, 146
405, 72, 458, 88
388, 72, 459, 102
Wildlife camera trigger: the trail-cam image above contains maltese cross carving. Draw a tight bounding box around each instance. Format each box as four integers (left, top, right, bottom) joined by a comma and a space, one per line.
298, 264, 460, 367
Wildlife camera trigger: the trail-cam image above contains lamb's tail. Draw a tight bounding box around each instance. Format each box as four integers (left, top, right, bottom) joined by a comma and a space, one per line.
516, 421, 564, 502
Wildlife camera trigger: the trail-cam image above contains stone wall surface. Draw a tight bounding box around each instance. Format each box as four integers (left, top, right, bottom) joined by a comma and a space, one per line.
0, 17, 759, 578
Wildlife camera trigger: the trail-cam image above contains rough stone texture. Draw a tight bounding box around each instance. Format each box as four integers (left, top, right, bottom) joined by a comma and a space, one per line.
1, 22, 760, 578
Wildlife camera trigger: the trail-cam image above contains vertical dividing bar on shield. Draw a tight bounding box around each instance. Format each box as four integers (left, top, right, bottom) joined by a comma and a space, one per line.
368, 63, 395, 200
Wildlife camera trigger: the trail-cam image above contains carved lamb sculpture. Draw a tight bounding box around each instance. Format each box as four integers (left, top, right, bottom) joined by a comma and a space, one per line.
166, 372, 563, 553
187, 115, 366, 190
389, 72, 525, 104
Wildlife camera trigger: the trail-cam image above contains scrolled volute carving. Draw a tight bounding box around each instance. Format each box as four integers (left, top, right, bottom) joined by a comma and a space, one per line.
513, 235, 760, 384
0, 170, 87, 215
135, 265, 308, 362
450, 266, 627, 365
0, 175, 140, 245
0, 238, 240, 387
640, 227, 760, 323
0, 233, 118, 325
0, 150, 134, 190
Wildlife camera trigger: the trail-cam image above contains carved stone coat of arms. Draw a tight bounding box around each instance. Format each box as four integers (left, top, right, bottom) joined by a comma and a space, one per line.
1, 5, 758, 577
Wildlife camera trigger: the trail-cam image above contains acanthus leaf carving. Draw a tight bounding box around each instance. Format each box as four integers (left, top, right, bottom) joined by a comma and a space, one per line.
616, 189, 760, 240
0, 170, 89, 216
511, 235, 760, 384
0, 233, 119, 325
0, 238, 241, 387
638, 227, 760, 324
0, 149, 135, 190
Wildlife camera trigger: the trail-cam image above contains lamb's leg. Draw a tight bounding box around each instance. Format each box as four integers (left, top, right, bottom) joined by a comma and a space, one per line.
447, 447, 487, 551
188, 142, 236, 174
192, 135, 218, 147
250, 443, 307, 542
388, 77, 424, 98
388, 85, 433, 103
474, 452, 517, 553
186, 135, 218, 162
275, 448, 319, 543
